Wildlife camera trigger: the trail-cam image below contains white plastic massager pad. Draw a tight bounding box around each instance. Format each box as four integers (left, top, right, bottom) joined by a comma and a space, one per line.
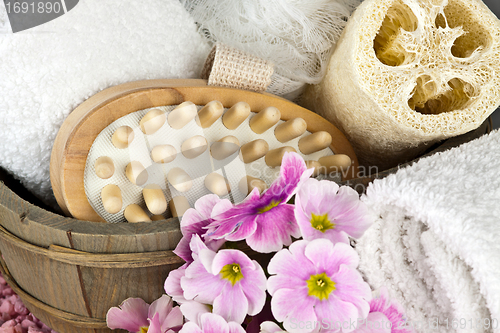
51, 79, 358, 223
303, 0, 500, 170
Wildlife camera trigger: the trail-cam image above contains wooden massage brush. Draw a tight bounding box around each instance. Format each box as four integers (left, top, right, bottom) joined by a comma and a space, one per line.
50, 79, 359, 223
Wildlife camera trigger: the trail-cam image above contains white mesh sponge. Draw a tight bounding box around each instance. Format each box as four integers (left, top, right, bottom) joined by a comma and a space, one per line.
303, 0, 500, 169
181, 0, 362, 99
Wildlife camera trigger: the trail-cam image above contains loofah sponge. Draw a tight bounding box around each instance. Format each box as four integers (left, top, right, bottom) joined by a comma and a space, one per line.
302, 0, 500, 170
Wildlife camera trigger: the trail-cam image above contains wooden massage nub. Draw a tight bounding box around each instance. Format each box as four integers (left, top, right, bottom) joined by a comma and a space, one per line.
50, 79, 359, 223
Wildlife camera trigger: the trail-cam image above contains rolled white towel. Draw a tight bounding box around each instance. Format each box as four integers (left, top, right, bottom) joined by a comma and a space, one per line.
0, 0, 210, 207
357, 129, 500, 333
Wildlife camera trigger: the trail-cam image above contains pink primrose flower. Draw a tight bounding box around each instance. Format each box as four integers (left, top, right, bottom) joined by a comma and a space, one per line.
106, 295, 183, 333
295, 178, 373, 244
174, 194, 226, 264
267, 239, 371, 333
259, 321, 289, 332
353, 288, 414, 333
180, 236, 267, 324
179, 313, 245, 333
206, 152, 314, 253
166, 239, 212, 325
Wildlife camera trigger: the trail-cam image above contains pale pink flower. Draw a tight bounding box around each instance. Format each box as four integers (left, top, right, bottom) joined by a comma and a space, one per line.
165, 235, 211, 304
165, 265, 188, 304
207, 152, 314, 253
260, 321, 289, 333
106, 295, 183, 333
244, 299, 274, 333
295, 178, 373, 243
267, 239, 371, 333
180, 236, 267, 324
353, 288, 414, 333
179, 313, 245, 333
179, 302, 212, 326
163, 264, 211, 325
174, 194, 226, 264
165, 239, 211, 324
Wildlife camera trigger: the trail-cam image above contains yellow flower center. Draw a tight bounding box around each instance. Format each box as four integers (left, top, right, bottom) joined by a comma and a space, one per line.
258, 200, 282, 214
306, 272, 336, 300
140, 327, 149, 333
310, 213, 335, 233
220, 263, 244, 286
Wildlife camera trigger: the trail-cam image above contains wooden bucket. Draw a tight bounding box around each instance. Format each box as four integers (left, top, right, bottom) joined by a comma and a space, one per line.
0, 172, 184, 333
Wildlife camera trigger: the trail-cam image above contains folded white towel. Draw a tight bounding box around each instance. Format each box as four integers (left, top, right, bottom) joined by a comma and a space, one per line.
357, 130, 500, 333
0, 0, 210, 207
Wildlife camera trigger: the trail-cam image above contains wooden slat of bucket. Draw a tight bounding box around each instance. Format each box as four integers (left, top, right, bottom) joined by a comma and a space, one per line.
0, 242, 89, 317
0, 225, 185, 268
0, 187, 73, 249
80, 265, 176, 318
0, 258, 111, 333
67, 225, 183, 254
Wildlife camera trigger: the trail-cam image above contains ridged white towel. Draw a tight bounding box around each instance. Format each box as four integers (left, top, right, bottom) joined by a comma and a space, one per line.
357, 129, 500, 333
0, 0, 210, 207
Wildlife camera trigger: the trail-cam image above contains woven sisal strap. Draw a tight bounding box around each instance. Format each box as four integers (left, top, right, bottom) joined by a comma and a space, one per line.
201, 43, 274, 93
